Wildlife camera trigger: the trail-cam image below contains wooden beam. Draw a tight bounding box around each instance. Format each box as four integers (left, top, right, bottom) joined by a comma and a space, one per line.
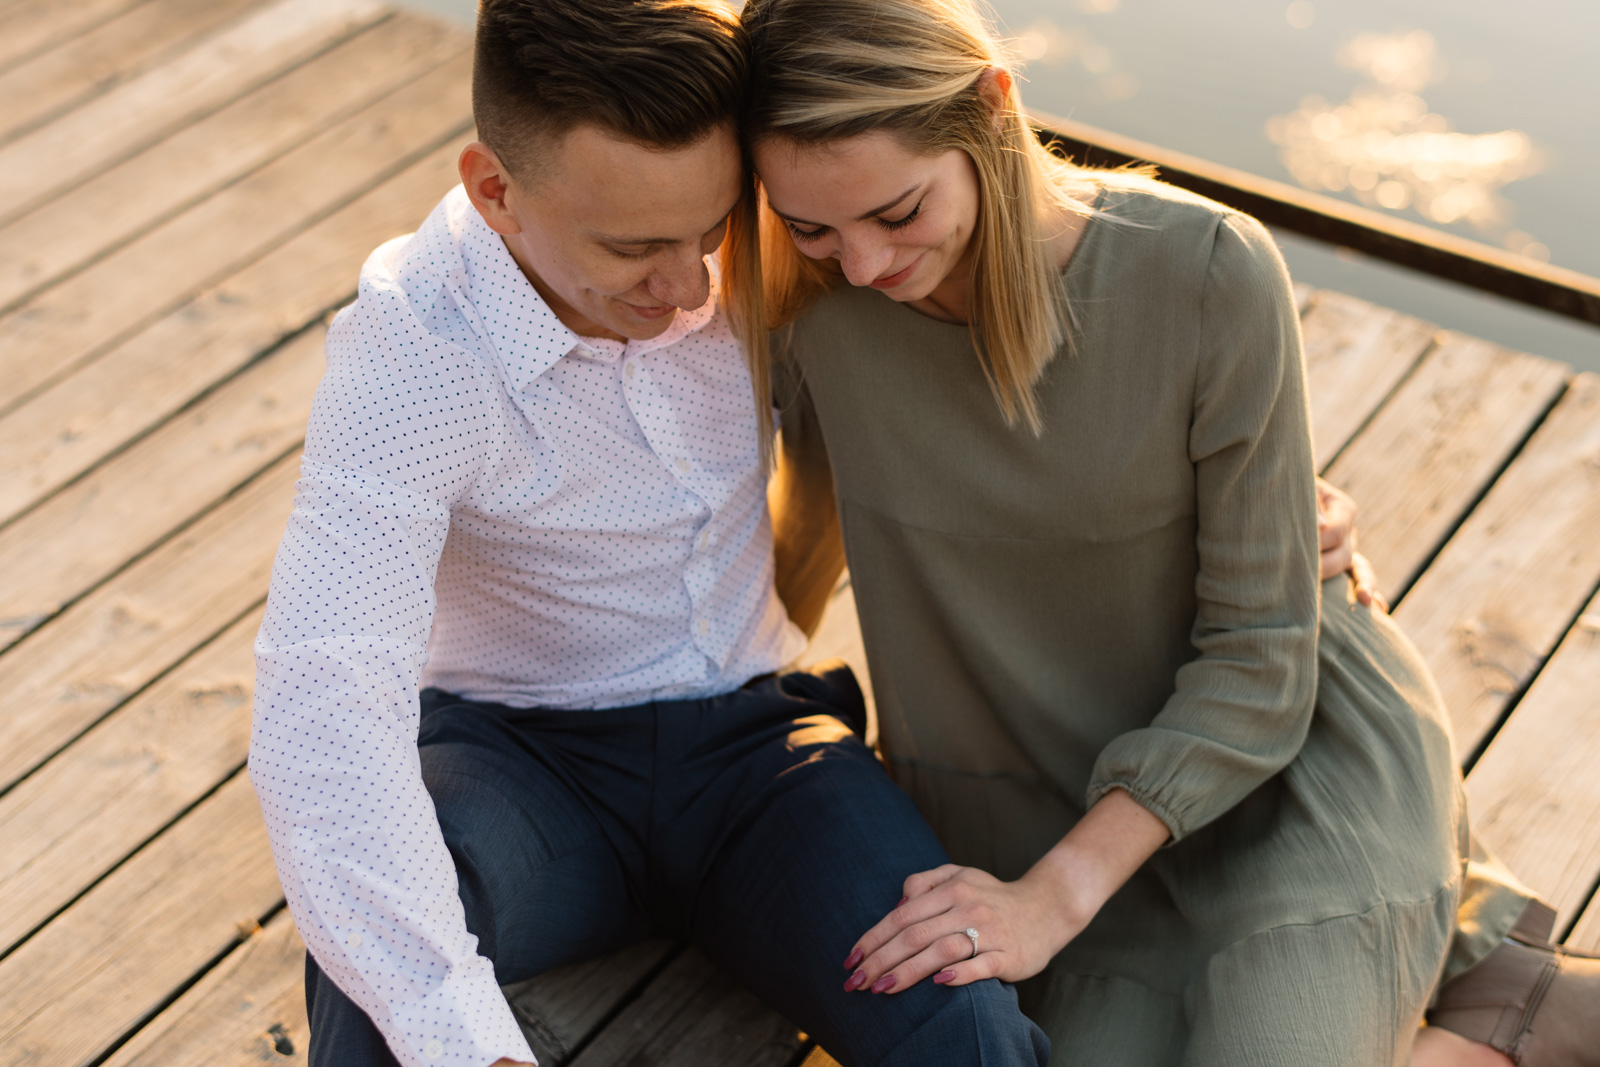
0, 12, 466, 314
1466, 599, 1600, 932
504, 940, 679, 1065
568, 949, 802, 1067
0, 0, 152, 74
0, 607, 260, 955
0, 772, 283, 1067
1395, 373, 1600, 756
1031, 110, 1600, 329
0, 0, 390, 228
1323, 332, 1570, 602
0, 452, 294, 792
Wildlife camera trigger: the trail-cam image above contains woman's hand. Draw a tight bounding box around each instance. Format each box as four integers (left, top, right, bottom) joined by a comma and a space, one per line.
842, 789, 1170, 994
1316, 478, 1387, 611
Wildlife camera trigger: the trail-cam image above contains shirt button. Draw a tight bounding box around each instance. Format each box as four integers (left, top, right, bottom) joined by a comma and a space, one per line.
625, 362, 637, 379
424, 1039, 444, 1061
675, 457, 691, 473
697, 529, 711, 549
346, 931, 362, 949
697, 618, 710, 636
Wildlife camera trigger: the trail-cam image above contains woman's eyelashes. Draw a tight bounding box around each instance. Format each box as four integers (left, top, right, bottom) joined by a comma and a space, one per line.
784, 200, 924, 243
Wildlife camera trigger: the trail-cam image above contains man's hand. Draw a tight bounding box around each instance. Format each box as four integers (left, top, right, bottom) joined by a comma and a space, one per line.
1316, 478, 1386, 611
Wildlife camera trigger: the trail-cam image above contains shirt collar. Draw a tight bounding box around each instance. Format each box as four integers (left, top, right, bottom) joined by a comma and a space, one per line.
451, 188, 722, 394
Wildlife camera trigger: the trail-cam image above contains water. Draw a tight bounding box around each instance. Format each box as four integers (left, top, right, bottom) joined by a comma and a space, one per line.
405, 0, 1600, 371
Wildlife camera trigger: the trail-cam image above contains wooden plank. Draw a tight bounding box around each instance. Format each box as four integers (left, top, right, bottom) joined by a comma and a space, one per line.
100, 910, 308, 1067
0, 0, 260, 143
799, 1049, 841, 1067
1395, 374, 1600, 756
504, 940, 679, 1065
0, 772, 282, 1067
0, 452, 293, 792
0, 12, 467, 314
0, 0, 389, 229
1297, 289, 1437, 470
0, 606, 260, 955
1322, 332, 1570, 602
569, 949, 802, 1067
0, 0, 151, 75
0, 52, 472, 421
1465, 603, 1600, 932
0, 324, 324, 653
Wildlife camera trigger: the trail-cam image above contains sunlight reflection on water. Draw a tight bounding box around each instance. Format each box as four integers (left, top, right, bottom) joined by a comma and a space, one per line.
1265, 30, 1547, 258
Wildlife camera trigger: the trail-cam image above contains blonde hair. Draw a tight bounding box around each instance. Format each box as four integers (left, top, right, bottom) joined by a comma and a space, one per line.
742, 0, 1093, 432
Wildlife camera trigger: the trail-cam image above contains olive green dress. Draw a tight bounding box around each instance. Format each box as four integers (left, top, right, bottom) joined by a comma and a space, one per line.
774, 176, 1533, 1065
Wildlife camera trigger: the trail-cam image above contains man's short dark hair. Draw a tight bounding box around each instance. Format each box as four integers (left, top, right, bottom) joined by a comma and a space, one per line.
473, 0, 749, 179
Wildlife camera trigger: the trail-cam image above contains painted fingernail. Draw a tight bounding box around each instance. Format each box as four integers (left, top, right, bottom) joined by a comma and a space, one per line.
871, 973, 897, 994
897, 897, 908, 907
844, 969, 866, 992
843, 948, 863, 970
933, 970, 956, 984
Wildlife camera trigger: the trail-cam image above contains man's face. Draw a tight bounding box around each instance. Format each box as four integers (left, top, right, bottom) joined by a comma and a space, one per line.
462, 122, 743, 342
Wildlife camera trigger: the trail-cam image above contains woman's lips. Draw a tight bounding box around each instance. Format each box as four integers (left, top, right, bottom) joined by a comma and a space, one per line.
870, 255, 922, 291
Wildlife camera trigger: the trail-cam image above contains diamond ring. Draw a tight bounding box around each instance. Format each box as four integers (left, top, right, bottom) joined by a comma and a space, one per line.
964, 927, 979, 959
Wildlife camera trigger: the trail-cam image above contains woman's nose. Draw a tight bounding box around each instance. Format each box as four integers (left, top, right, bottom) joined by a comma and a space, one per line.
838, 237, 895, 288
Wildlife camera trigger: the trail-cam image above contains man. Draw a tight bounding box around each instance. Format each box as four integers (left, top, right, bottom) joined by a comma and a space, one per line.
248, 1, 1050, 1065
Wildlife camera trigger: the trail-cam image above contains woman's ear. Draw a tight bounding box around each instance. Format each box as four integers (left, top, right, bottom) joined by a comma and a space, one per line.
976, 67, 1014, 131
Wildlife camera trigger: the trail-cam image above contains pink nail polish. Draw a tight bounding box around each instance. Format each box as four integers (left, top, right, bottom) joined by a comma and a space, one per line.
843, 948, 863, 970
933, 970, 956, 984
844, 969, 866, 992
871, 973, 897, 994
897, 897, 908, 907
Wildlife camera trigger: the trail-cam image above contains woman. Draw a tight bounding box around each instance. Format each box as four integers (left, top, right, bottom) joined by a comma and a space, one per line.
738, 0, 1595, 1063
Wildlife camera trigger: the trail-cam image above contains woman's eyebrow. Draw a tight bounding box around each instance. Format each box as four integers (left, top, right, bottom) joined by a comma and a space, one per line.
771, 183, 922, 228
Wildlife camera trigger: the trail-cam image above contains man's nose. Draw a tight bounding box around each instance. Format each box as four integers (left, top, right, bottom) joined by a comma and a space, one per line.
838, 237, 894, 288
649, 250, 712, 310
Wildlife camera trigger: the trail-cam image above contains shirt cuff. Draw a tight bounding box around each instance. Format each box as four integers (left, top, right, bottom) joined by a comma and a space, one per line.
382, 954, 536, 1067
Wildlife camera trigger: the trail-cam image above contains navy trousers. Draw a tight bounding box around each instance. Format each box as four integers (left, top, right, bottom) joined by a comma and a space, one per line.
305, 664, 1049, 1066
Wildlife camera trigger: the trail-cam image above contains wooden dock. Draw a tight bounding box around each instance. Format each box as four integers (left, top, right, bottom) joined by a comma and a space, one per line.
1, 1, 1597, 1064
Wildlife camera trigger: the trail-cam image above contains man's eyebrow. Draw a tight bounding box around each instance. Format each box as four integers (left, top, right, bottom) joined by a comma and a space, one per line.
771, 183, 922, 229
592, 203, 740, 246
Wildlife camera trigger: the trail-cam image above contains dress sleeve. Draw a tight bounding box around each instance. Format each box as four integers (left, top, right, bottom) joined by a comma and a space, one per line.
770, 357, 848, 636
249, 287, 536, 1067
1085, 213, 1320, 842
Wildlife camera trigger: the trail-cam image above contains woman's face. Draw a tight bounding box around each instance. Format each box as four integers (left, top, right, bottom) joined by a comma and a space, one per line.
753, 131, 980, 302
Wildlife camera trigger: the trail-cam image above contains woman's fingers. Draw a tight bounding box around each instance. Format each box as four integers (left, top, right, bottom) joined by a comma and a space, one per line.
869, 930, 982, 995
902, 863, 963, 900
1349, 552, 1388, 612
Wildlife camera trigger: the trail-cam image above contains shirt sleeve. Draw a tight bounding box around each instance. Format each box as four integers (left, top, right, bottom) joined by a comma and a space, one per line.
249, 287, 536, 1067
1085, 212, 1321, 842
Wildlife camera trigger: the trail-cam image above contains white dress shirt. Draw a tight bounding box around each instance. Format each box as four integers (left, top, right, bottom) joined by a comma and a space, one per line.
250, 186, 805, 1067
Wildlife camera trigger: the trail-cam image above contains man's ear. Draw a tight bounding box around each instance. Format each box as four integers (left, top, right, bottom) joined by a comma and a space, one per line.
976, 67, 1014, 131
459, 141, 523, 236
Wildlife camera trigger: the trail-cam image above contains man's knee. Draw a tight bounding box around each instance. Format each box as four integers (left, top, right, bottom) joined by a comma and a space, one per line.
839, 979, 1049, 1067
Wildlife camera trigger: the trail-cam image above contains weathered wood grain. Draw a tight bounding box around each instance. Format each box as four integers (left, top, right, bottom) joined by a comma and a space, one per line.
1323, 332, 1569, 602
0, 607, 260, 955
504, 940, 679, 1065
0, 772, 283, 1067
569, 949, 802, 1067
100, 910, 308, 1067
0, 0, 388, 228
0, 12, 466, 314
0, 452, 294, 792
0, 54, 471, 419
0, 0, 151, 74
0, 325, 323, 652
799, 1048, 842, 1067
1393, 374, 1600, 757
1298, 289, 1438, 469
1465, 602, 1600, 932
1567, 890, 1600, 952
0, 0, 260, 144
